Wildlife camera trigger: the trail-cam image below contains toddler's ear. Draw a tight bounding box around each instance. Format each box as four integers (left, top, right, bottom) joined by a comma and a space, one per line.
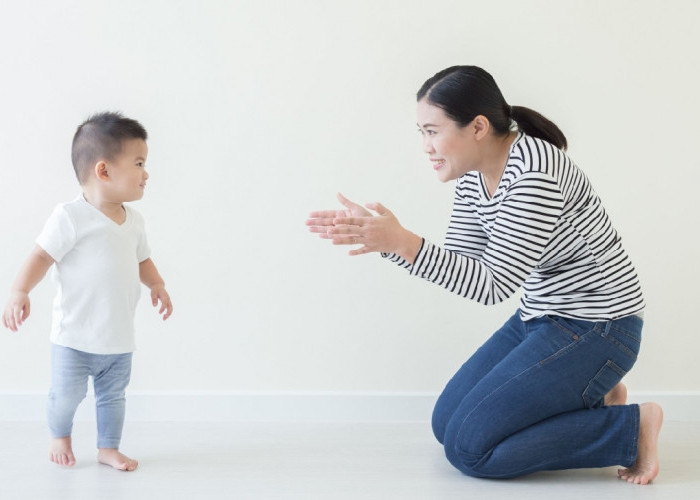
95, 161, 109, 182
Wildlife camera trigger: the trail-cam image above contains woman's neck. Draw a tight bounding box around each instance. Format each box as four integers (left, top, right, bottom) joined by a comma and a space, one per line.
480, 131, 517, 197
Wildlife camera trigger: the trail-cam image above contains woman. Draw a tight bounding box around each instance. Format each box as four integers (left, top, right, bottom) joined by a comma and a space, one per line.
306, 66, 661, 484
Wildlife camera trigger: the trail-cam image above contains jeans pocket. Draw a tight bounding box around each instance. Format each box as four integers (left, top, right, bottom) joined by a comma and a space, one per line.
537, 316, 596, 365
604, 327, 641, 361
582, 360, 627, 408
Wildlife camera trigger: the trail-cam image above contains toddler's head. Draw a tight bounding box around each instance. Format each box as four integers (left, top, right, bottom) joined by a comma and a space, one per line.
71, 112, 149, 201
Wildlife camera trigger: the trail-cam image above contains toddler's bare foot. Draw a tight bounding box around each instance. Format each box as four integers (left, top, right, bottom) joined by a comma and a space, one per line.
49, 436, 76, 466
618, 402, 663, 485
98, 448, 138, 471
604, 382, 627, 406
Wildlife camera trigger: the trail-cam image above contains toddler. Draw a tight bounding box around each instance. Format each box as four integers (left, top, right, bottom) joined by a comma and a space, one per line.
2, 112, 172, 471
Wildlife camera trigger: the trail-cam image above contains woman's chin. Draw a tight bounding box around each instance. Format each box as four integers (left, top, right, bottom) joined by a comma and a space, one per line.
436, 169, 456, 183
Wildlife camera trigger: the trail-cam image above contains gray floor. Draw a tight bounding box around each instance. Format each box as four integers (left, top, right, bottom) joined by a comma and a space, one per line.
0, 420, 698, 499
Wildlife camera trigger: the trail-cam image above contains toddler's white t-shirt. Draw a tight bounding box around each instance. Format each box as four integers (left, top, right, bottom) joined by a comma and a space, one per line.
36, 195, 150, 354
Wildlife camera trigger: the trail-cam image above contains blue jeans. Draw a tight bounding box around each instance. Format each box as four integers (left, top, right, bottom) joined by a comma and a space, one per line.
432, 311, 643, 478
47, 344, 132, 449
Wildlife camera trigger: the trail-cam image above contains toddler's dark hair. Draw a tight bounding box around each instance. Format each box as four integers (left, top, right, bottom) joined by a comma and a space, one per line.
71, 112, 148, 184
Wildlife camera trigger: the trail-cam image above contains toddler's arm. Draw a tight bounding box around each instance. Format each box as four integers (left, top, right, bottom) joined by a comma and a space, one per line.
2, 245, 55, 331
139, 258, 173, 320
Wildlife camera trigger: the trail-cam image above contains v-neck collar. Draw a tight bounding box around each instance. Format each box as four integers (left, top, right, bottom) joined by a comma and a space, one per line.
478, 132, 523, 201
78, 194, 129, 227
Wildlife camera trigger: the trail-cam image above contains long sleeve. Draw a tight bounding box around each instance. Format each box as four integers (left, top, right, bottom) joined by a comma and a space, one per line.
382, 177, 489, 269
389, 172, 564, 305
383, 133, 643, 319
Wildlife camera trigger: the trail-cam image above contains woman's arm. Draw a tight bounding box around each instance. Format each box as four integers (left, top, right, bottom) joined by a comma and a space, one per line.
309, 173, 564, 305
408, 173, 564, 304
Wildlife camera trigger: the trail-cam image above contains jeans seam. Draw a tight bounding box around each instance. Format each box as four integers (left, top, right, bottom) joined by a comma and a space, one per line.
538, 330, 592, 366
609, 327, 642, 344
453, 362, 541, 451
545, 316, 596, 336
602, 334, 639, 360
627, 404, 640, 467
582, 360, 627, 408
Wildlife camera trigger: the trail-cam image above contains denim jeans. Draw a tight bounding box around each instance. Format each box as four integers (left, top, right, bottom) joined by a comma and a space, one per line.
432, 311, 643, 478
47, 344, 132, 449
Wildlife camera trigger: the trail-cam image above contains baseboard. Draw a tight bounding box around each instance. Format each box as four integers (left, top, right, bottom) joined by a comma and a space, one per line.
626, 392, 700, 422
0, 391, 698, 422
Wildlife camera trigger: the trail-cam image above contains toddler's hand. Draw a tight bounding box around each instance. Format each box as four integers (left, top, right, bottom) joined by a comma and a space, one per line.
2, 291, 31, 332
150, 285, 173, 320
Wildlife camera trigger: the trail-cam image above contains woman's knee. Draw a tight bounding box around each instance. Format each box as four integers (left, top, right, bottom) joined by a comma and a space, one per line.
442, 427, 487, 478
431, 393, 457, 444
432, 413, 446, 445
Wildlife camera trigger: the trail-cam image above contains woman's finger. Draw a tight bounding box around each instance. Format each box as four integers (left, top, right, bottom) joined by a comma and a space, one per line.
305, 217, 336, 227
348, 245, 372, 256
328, 225, 362, 236
332, 217, 367, 226
331, 235, 364, 246
308, 210, 340, 219
338, 193, 372, 216
337, 192, 360, 209
366, 202, 390, 216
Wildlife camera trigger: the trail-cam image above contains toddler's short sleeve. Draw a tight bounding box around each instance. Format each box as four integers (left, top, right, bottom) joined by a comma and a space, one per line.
35, 205, 77, 262
132, 209, 151, 263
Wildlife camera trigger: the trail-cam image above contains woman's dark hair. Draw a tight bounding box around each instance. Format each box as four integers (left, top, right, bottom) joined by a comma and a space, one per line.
417, 66, 567, 150
71, 111, 148, 184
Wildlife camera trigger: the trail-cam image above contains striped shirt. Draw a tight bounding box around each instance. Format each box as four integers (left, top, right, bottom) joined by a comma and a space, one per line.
384, 133, 644, 321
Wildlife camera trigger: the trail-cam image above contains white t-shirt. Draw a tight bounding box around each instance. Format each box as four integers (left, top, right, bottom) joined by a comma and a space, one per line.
36, 195, 151, 354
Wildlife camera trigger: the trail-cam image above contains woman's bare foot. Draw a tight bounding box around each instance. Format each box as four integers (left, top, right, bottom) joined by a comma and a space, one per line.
604, 382, 627, 406
98, 448, 138, 471
49, 436, 76, 466
618, 402, 663, 485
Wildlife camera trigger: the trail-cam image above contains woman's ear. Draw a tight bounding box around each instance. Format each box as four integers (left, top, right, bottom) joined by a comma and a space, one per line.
472, 115, 491, 141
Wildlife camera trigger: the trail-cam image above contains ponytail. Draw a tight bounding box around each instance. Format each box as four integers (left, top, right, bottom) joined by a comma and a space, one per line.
510, 106, 567, 150
418, 66, 568, 151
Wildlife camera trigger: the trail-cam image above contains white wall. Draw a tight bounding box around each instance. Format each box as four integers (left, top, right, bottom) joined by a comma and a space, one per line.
1, 1, 698, 401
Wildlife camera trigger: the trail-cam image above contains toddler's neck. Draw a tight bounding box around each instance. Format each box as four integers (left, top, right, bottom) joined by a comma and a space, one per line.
81, 188, 126, 224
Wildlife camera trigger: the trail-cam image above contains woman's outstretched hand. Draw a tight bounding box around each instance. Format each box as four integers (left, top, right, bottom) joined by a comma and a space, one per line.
306, 193, 371, 241
306, 193, 422, 262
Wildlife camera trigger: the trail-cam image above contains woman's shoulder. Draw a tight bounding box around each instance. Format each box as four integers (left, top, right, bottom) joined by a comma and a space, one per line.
456, 171, 481, 197
509, 133, 575, 177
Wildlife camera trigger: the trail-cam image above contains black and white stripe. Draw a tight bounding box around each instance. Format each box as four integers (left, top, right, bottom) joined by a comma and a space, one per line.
385, 133, 644, 321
